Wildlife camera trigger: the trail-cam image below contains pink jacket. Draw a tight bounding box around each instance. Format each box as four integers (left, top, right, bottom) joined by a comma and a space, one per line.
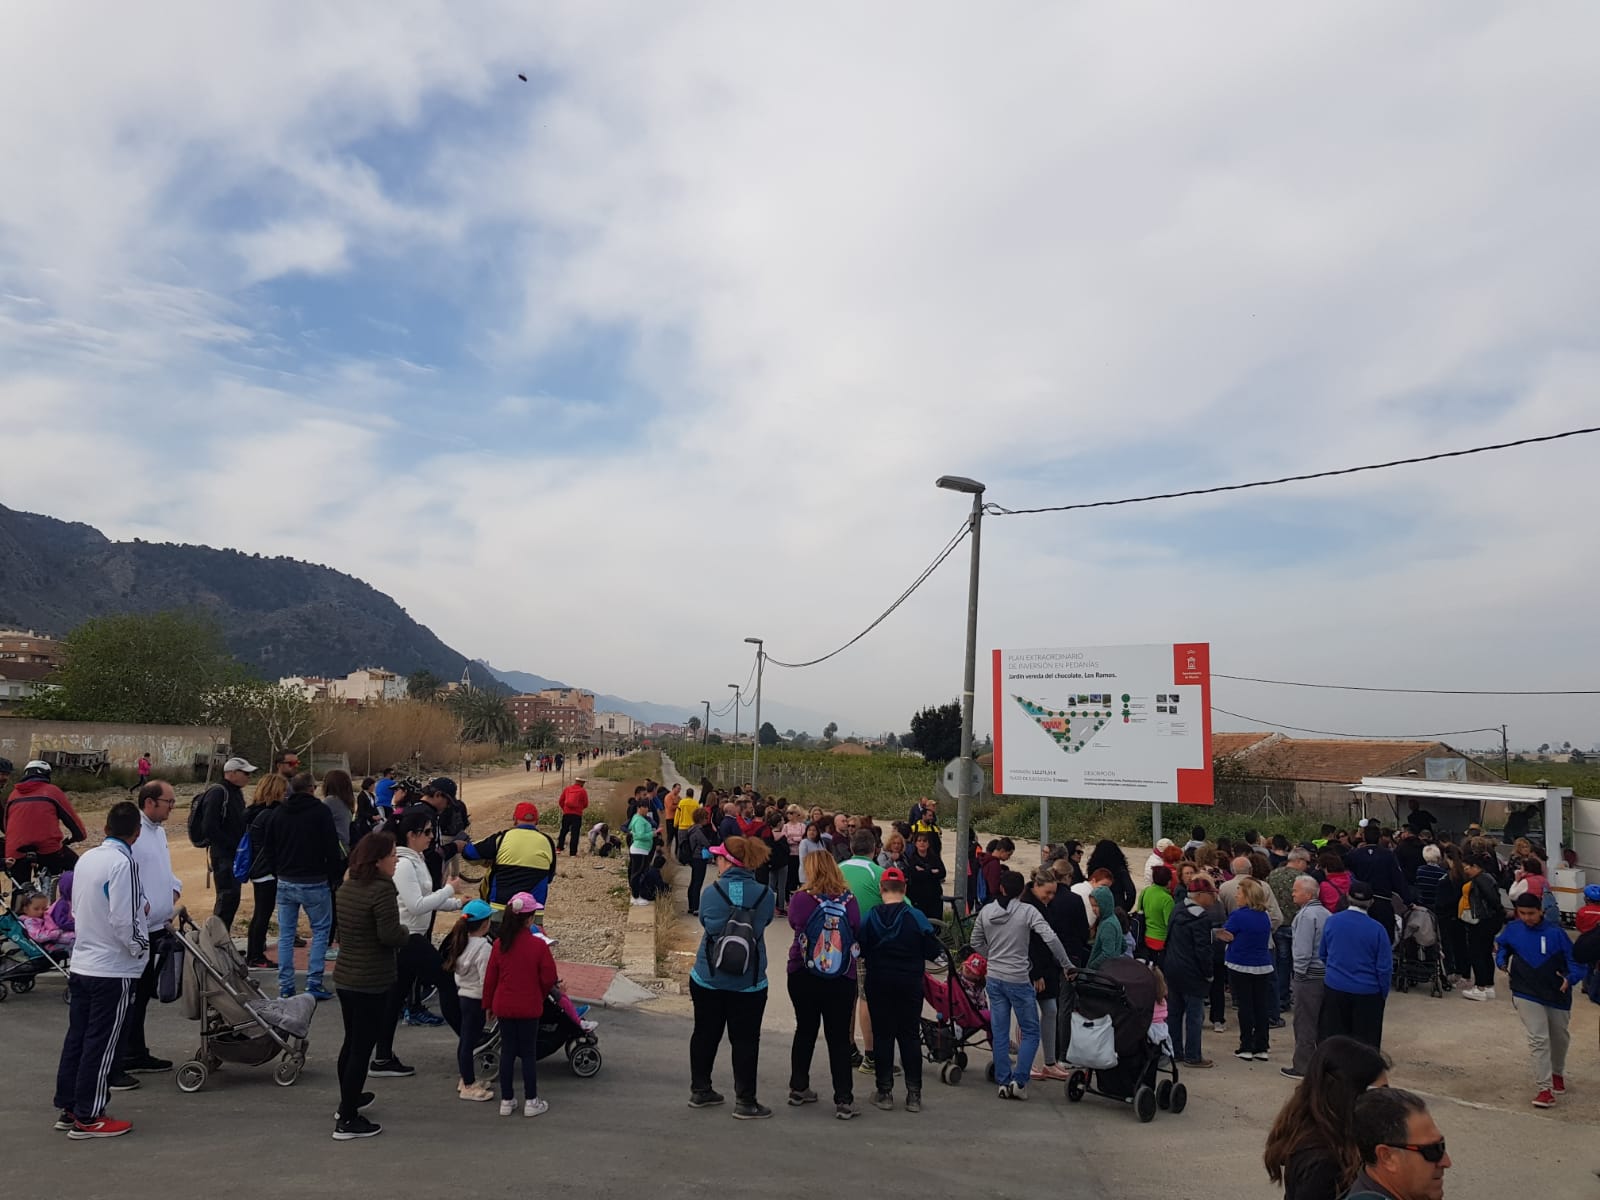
22, 911, 71, 947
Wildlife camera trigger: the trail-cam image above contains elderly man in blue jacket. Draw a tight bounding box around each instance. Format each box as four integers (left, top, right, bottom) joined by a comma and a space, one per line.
1318, 880, 1392, 1049
1496, 891, 1585, 1110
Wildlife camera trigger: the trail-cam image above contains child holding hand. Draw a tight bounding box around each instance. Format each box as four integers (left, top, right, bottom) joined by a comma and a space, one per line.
441, 899, 496, 1102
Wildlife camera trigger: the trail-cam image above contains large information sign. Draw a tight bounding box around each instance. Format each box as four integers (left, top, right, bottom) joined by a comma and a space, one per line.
991, 642, 1212, 805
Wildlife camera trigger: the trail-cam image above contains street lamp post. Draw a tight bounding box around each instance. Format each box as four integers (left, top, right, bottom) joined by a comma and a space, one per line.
702, 700, 711, 746
937, 474, 985, 911
728, 684, 742, 746
745, 637, 765, 790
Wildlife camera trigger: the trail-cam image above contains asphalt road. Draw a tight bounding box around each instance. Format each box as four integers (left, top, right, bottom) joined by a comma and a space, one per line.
3, 976, 1595, 1197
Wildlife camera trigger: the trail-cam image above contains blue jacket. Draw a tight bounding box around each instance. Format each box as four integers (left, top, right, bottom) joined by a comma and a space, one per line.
691, 867, 775, 993
1223, 907, 1273, 968
1319, 909, 1392, 996
1496, 918, 1585, 1009
858, 900, 943, 982
1346, 844, 1410, 904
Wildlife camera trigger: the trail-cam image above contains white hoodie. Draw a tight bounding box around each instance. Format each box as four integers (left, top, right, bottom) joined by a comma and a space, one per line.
393, 846, 462, 934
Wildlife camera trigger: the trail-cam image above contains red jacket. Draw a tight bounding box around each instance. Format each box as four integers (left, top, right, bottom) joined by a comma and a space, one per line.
558, 784, 589, 817
483, 929, 559, 1020
3, 781, 86, 855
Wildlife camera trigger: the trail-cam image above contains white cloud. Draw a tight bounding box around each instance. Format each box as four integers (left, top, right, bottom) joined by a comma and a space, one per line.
1, 3, 1599, 747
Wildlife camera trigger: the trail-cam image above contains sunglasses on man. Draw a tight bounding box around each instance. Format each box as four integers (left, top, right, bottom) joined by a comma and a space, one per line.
1383, 1140, 1447, 1164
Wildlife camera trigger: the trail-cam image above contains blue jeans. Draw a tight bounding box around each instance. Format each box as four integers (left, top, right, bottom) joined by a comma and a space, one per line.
1273, 926, 1295, 1013
986, 978, 1040, 1088
1169, 986, 1206, 1063
277, 880, 333, 997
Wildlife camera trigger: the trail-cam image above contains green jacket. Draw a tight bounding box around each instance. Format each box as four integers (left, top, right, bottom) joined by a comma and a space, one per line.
332, 877, 409, 990
1086, 885, 1124, 970
1136, 883, 1175, 945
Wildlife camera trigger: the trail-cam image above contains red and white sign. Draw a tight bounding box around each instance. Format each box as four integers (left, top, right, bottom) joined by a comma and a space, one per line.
991, 642, 1212, 805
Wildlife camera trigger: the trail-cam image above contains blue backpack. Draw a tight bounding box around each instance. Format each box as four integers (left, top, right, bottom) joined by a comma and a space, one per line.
231, 829, 254, 883
802, 894, 856, 978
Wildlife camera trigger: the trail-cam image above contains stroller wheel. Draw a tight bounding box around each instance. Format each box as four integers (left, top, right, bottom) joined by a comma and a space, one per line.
475, 1050, 500, 1079
0, 982, 8, 1002
954, 1050, 969, 1070
1168, 1082, 1188, 1115
1134, 1084, 1157, 1123
1156, 1079, 1174, 1110
1066, 1071, 1087, 1102
984, 1062, 997, 1085
570, 1044, 602, 1078
273, 1057, 304, 1087
946, 1064, 964, 1086
176, 1061, 208, 1093
11, 976, 34, 994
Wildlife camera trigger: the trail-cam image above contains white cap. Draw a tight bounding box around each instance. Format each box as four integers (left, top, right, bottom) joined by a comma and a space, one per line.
223, 757, 257, 774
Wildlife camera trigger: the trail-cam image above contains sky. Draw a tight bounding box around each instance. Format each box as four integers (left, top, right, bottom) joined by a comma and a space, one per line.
2, 3, 1598, 750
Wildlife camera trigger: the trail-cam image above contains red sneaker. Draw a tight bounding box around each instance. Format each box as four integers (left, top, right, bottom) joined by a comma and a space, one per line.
1531, 1090, 1555, 1109
68, 1114, 132, 1139
1552, 1074, 1566, 1095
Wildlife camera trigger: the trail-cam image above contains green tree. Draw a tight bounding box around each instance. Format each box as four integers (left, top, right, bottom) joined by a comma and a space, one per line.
823, 721, 839, 740
450, 689, 517, 744
758, 721, 780, 746
407, 669, 443, 701
687, 715, 701, 735
521, 719, 559, 752
907, 701, 962, 763
28, 611, 249, 724
706, 733, 724, 745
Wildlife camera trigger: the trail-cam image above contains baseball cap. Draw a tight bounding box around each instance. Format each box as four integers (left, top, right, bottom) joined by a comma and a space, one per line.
1585, 884, 1600, 904
223, 757, 257, 773
513, 802, 540, 824
880, 867, 906, 886
508, 892, 544, 914
462, 899, 494, 921
575, 776, 586, 783
428, 777, 458, 798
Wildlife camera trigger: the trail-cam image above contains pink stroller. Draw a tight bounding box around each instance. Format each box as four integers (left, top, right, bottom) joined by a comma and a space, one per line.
921, 953, 993, 1086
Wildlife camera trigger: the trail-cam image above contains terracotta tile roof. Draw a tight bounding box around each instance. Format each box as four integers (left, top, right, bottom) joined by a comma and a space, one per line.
0, 660, 53, 682
1236, 738, 1450, 784
1213, 731, 1278, 758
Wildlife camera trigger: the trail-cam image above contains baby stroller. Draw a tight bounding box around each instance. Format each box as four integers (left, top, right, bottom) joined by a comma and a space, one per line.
920, 954, 991, 1086
473, 992, 602, 1081
1393, 905, 1448, 997
1062, 957, 1185, 1123
0, 909, 71, 1000
173, 912, 317, 1091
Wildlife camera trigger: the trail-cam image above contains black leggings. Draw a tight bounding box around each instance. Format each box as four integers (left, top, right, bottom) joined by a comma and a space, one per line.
1467, 921, 1499, 988
788, 970, 856, 1104
1230, 968, 1275, 1054
690, 981, 767, 1102
458, 997, 487, 1086
376, 934, 461, 1060
336, 988, 386, 1120
498, 1017, 540, 1100
247, 879, 276, 962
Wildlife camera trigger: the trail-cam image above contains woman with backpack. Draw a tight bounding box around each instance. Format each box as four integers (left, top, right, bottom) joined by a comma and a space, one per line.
785, 851, 862, 1119
689, 835, 777, 1119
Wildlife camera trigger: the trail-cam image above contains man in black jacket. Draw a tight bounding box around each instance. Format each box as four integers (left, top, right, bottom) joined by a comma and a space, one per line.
201, 757, 255, 929
1347, 825, 1411, 939
1165, 877, 1222, 1068
256, 772, 342, 1001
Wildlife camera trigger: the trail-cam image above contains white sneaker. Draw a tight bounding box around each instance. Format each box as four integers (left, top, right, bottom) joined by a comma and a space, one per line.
524, 1098, 548, 1118
1213, 1022, 1226, 1033
1480, 987, 1496, 1001
499, 1099, 516, 1116
1461, 987, 1488, 1001
580, 1019, 599, 1033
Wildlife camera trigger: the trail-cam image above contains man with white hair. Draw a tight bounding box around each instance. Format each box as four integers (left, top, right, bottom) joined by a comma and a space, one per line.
1142, 838, 1175, 887
1283, 874, 1330, 1079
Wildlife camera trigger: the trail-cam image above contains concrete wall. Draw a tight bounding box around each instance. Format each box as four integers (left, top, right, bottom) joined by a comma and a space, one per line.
0, 720, 231, 772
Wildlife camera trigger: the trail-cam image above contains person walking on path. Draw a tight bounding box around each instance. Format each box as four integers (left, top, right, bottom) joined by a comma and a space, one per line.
134, 752, 151, 793
523, 752, 532, 773
256, 771, 343, 1001
1224, 876, 1276, 1060
839, 831, 885, 1074
858, 866, 943, 1113
1459, 854, 1505, 1001
1318, 881, 1392, 1049
688, 836, 776, 1119
1264, 1036, 1391, 1200
484, 892, 560, 1118
785, 851, 862, 1119
971, 869, 1072, 1101
1164, 877, 1220, 1067
331, 832, 408, 1140
114, 781, 184, 1087
557, 777, 589, 858
1284, 874, 1330, 1079
51, 801, 148, 1140
1495, 891, 1585, 1108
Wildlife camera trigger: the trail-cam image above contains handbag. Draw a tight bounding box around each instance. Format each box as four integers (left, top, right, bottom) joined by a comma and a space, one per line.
1065, 1010, 1117, 1070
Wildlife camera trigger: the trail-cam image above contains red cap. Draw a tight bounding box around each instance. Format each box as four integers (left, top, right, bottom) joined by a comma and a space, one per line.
513, 802, 539, 824
880, 867, 906, 886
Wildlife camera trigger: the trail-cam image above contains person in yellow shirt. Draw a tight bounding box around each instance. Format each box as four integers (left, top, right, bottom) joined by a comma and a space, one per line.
673, 787, 701, 863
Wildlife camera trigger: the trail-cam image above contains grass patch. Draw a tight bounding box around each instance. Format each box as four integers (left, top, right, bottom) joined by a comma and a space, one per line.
593, 749, 661, 782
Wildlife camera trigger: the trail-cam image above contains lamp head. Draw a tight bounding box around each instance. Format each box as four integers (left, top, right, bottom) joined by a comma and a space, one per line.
936, 475, 985, 494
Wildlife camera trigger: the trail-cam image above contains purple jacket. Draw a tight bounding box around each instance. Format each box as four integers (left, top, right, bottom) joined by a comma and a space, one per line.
48, 870, 74, 932
787, 889, 861, 980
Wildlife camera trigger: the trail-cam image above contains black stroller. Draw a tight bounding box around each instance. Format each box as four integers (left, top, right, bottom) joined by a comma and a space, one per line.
1062, 957, 1185, 1123
473, 993, 602, 1081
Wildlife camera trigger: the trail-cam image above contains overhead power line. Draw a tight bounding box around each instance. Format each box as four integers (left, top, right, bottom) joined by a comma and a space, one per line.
767, 521, 972, 670
1212, 706, 1503, 741
1215, 672, 1600, 696
986, 425, 1600, 516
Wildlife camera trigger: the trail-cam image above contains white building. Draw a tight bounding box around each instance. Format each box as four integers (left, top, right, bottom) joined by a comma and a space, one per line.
594, 711, 640, 738
278, 668, 405, 704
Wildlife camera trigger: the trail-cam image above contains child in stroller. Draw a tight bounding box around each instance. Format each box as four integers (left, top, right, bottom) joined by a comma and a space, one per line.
0, 899, 72, 998
18, 890, 74, 951
1063, 956, 1187, 1122
921, 951, 992, 1085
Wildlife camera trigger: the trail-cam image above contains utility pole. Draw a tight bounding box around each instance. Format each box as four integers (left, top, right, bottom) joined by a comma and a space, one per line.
702, 700, 711, 746
937, 474, 985, 911
1502, 724, 1510, 780
745, 637, 765, 790
729, 684, 741, 747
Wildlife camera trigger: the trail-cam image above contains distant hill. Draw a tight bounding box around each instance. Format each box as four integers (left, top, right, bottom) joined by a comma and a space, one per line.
0, 504, 499, 688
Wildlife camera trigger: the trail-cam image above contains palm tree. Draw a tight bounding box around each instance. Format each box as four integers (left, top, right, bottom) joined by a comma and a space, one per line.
451, 688, 517, 744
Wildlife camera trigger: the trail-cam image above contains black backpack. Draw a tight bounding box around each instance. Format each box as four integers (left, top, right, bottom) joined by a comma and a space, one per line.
707, 881, 767, 979
187, 784, 224, 848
